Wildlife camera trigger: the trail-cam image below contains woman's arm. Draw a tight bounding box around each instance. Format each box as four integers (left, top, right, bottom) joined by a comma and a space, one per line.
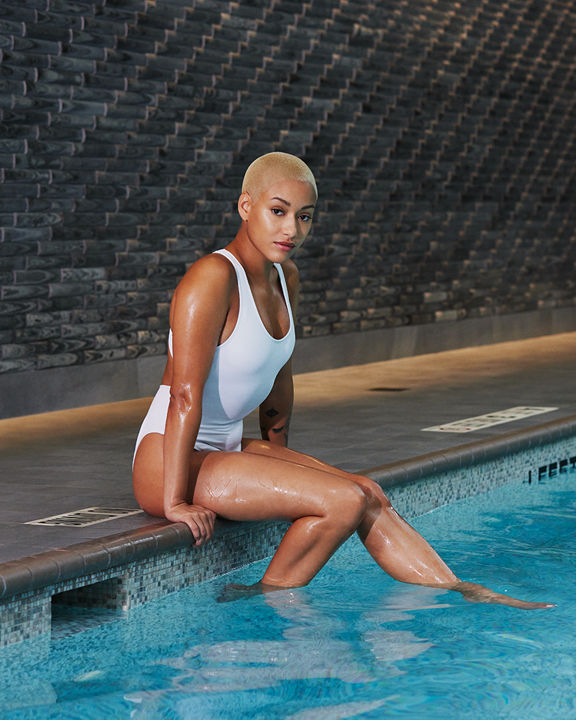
162, 254, 235, 542
259, 259, 300, 448
259, 360, 294, 447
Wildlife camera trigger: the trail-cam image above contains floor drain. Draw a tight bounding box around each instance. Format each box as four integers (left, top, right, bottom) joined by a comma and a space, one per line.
369, 387, 409, 392
422, 406, 558, 433
26, 507, 143, 527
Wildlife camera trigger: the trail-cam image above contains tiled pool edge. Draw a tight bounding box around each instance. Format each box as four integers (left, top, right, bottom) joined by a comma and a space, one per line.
1, 414, 575, 648
365, 414, 576, 517
0, 519, 291, 649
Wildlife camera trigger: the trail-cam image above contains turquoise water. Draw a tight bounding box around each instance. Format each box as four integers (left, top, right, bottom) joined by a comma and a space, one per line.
2, 472, 576, 719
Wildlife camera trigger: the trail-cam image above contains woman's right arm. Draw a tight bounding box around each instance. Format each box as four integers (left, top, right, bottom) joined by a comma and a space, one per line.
162, 254, 234, 544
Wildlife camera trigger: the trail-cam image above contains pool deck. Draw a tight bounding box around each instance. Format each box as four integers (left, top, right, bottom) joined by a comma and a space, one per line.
1, 332, 576, 626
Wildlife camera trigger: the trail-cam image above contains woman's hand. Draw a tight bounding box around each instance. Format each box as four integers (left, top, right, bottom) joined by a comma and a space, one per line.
166, 502, 216, 546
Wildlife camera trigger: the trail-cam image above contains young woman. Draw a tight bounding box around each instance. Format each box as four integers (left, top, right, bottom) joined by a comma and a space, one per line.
132, 152, 551, 609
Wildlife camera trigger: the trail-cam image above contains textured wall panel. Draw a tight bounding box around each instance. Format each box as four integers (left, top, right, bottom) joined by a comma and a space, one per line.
1, 0, 575, 377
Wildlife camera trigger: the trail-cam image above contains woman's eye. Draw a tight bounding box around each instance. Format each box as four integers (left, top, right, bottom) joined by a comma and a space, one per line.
271, 208, 284, 216
299, 214, 312, 223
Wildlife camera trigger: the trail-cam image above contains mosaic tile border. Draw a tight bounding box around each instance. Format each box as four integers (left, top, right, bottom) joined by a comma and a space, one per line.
0, 520, 290, 648
1, 414, 575, 648
382, 436, 575, 520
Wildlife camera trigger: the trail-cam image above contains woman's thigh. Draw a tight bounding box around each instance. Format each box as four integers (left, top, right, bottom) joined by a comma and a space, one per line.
193, 449, 366, 523
241, 438, 351, 477
132, 433, 165, 515
241, 439, 390, 502
133, 433, 365, 523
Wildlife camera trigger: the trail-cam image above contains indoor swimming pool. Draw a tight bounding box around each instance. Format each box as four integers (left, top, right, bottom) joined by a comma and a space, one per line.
1, 469, 575, 719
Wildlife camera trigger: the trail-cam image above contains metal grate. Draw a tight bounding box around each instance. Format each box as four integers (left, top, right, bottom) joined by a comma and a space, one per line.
422, 406, 558, 433
369, 387, 409, 392
26, 507, 144, 527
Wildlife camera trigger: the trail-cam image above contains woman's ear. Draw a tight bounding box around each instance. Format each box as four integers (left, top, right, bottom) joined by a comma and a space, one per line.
238, 191, 252, 221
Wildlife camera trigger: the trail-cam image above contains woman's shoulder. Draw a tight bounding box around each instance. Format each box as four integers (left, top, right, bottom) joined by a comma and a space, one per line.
175, 252, 237, 301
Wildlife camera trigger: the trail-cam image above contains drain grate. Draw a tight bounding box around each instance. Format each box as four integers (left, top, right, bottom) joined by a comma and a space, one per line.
369, 387, 409, 392
26, 507, 143, 527
422, 406, 558, 433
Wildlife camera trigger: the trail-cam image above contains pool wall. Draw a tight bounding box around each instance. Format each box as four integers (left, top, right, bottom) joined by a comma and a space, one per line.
1, 414, 575, 648
3, 0, 576, 421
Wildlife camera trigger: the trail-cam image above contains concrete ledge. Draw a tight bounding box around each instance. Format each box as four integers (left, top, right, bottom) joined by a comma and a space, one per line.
0, 518, 238, 601
365, 413, 576, 489
2, 307, 576, 419
0, 354, 164, 420
0, 522, 186, 600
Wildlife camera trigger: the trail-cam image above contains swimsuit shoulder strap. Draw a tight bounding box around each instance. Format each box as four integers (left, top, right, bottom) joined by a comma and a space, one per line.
213, 248, 251, 295
213, 248, 244, 274
168, 250, 244, 357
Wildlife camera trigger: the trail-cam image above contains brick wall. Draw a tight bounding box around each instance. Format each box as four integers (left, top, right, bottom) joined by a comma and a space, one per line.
1, 0, 576, 380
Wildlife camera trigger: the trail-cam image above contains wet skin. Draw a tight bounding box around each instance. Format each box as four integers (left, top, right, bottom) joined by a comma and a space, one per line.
133, 175, 554, 611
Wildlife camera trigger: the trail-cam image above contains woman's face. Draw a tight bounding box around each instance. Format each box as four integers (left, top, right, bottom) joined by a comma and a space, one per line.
240, 177, 316, 262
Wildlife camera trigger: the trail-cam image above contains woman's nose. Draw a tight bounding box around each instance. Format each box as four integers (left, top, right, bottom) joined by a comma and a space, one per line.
283, 214, 297, 237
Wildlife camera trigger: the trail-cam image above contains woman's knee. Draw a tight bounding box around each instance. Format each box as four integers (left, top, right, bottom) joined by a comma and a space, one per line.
323, 481, 369, 531
349, 475, 392, 511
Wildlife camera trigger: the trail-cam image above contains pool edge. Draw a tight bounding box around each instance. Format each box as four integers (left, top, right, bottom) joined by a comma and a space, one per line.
364, 413, 576, 487
1, 413, 576, 648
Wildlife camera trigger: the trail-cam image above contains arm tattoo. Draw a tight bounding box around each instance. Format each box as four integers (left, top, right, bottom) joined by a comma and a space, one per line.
265, 408, 279, 418
260, 419, 290, 443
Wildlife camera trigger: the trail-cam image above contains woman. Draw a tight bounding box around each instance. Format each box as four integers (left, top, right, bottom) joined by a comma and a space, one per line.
133, 152, 551, 609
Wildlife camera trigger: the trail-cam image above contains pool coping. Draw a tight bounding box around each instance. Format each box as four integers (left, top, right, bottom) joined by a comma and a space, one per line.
366, 412, 576, 489
2, 412, 576, 604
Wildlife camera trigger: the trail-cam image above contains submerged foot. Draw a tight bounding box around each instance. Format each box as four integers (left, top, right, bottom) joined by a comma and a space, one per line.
217, 581, 288, 603
453, 581, 555, 610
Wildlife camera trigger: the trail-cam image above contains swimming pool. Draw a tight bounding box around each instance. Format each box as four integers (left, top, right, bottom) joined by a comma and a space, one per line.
1, 470, 575, 719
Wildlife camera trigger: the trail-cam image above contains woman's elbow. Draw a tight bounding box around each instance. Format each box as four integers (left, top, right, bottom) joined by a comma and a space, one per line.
169, 384, 201, 418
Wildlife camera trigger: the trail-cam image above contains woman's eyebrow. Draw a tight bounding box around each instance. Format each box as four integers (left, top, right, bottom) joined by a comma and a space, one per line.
271, 196, 315, 210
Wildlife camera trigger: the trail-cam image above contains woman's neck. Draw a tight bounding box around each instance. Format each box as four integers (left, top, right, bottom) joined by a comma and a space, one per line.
227, 231, 275, 284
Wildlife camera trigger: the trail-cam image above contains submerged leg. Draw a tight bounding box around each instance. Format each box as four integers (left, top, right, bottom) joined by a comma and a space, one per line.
356, 498, 553, 609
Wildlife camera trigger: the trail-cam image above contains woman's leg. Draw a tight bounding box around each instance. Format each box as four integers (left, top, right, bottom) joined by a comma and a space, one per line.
134, 433, 369, 587
242, 440, 457, 585
134, 437, 552, 607
193, 450, 372, 587
242, 440, 554, 609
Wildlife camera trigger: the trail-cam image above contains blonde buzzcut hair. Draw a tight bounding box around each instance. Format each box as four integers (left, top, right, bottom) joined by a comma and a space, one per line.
241, 152, 318, 201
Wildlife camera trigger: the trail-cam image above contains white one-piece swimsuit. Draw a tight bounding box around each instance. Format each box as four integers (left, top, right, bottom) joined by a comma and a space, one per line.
133, 249, 295, 460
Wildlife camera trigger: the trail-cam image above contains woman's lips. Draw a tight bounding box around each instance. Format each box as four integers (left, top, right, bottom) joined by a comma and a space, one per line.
274, 242, 295, 252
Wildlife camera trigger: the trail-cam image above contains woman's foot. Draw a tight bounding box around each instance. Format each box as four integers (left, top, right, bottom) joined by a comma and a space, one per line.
452, 581, 555, 610
217, 581, 288, 603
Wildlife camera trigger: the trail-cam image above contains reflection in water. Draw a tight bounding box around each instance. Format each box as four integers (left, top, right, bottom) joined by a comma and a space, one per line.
125, 581, 447, 718
5, 475, 572, 718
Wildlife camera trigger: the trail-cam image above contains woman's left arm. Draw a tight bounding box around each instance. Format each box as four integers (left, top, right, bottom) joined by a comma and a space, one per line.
259, 259, 300, 448
259, 360, 294, 447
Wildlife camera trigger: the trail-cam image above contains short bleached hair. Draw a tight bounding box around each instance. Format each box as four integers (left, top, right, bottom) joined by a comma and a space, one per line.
241, 152, 318, 201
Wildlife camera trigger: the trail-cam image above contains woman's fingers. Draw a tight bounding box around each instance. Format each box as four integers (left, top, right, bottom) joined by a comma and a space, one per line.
166, 504, 216, 546
187, 505, 216, 545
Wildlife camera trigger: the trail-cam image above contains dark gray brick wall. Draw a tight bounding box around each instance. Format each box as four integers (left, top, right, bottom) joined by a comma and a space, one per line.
1, 0, 576, 376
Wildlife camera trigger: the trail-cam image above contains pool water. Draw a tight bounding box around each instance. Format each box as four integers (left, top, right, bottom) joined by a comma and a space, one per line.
2, 472, 576, 719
